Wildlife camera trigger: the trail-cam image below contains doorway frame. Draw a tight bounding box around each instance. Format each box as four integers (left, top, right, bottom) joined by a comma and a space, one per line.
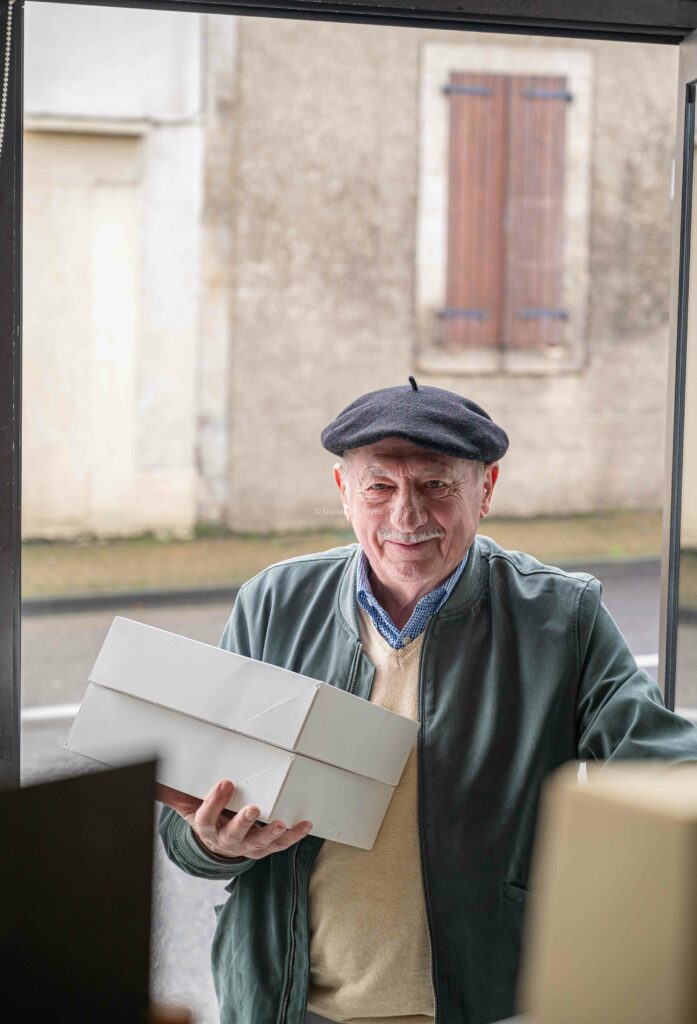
3, 0, 696, 786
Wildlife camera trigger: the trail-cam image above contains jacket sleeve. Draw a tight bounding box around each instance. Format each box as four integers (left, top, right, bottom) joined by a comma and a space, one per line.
576, 577, 697, 762
158, 585, 257, 880
219, 583, 255, 657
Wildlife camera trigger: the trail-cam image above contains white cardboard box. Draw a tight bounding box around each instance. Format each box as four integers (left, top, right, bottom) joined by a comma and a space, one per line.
86, 616, 418, 785
66, 684, 394, 849
65, 616, 420, 849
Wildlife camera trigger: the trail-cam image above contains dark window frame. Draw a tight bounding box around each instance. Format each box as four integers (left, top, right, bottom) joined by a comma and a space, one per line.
3, 0, 696, 787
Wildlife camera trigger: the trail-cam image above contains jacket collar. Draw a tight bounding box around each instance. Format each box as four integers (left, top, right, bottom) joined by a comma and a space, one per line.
336, 538, 485, 640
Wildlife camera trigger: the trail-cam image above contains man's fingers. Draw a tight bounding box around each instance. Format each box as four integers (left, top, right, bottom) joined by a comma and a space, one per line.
264, 821, 314, 854
245, 819, 292, 853
217, 815, 308, 855
242, 820, 313, 858
217, 806, 268, 848
177, 777, 313, 860
193, 779, 236, 838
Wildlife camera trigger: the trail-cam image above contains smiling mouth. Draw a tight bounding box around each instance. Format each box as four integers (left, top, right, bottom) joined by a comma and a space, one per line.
387, 538, 436, 548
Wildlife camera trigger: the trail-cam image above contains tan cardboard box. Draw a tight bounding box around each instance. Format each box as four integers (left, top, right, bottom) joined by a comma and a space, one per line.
521, 762, 697, 1024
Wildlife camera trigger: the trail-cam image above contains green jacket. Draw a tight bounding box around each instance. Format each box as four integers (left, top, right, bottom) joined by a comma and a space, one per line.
160, 537, 697, 1024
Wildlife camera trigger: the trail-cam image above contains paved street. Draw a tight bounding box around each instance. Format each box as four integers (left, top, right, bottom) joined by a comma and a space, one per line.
20, 560, 664, 710
21, 599, 235, 707
18, 560, 675, 1023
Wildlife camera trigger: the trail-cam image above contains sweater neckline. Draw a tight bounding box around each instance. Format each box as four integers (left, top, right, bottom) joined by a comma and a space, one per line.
357, 605, 426, 663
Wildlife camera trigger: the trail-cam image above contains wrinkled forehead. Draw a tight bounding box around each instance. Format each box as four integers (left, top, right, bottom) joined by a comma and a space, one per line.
347, 438, 467, 478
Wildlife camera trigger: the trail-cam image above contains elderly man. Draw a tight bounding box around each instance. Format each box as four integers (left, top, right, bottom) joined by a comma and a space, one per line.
159, 379, 697, 1024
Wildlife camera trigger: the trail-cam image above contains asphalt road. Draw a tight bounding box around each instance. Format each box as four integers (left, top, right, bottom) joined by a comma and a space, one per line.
17, 560, 672, 1023
22, 599, 235, 707
20, 561, 663, 710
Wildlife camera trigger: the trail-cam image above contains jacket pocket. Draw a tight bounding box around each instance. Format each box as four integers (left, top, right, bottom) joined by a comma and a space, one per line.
503, 880, 530, 905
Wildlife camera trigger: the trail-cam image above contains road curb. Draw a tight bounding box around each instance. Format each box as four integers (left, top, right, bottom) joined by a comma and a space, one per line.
22, 584, 240, 616
20, 556, 662, 616
556, 556, 660, 578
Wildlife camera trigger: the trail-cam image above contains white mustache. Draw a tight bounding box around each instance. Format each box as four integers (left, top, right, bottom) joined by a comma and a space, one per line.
378, 529, 445, 545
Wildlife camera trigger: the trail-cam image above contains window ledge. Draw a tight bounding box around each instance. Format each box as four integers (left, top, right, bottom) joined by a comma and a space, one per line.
24, 115, 148, 136
415, 346, 589, 377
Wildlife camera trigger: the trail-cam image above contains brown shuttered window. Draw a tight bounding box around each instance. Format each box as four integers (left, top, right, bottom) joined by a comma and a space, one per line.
443, 71, 568, 351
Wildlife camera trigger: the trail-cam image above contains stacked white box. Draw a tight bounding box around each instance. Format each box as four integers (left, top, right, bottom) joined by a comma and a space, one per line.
66, 617, 419, 849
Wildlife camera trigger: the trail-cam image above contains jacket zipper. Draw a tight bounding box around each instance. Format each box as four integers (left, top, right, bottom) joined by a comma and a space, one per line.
278, 843, 300, 1024
417, 622, 439, 1023
347, 640, 362, 694
278, 641, 362, 1024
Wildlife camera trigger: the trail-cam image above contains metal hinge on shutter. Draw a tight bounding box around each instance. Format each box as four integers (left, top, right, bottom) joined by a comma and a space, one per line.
522, 88, 573, 102
517, 309, 568, 321
442, 84, 494, 97
438, 308, 490, 321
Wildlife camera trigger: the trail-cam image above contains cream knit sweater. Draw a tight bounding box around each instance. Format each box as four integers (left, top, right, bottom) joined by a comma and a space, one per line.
305, 605, 435, 1024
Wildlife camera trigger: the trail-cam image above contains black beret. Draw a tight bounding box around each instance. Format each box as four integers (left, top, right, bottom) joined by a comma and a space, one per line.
321, 377, 508, 462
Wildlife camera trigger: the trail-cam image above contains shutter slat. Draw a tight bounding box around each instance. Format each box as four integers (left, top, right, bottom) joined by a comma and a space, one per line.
444, 71, 507, 349
504, 74, 567, 350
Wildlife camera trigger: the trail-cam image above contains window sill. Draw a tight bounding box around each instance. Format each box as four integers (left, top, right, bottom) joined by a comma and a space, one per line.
415, 345, 588, 377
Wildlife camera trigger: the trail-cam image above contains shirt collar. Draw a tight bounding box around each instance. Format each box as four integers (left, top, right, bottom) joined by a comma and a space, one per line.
355, 546, 470, 648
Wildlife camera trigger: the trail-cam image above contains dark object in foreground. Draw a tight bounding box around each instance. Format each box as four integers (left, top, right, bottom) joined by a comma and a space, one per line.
0, 761, 155, 1024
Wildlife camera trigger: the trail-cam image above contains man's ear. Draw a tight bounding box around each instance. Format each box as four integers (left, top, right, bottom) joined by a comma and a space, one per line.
480, 462, 499, 519
333, 463, 351, 523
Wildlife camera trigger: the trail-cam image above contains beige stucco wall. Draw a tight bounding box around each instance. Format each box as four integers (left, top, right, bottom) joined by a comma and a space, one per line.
221, 21, 678, 530
22, 11, 681, 537
23, 3, 203, 539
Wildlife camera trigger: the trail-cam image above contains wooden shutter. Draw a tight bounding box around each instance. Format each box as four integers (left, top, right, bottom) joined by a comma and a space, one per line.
444, 72, 568, 351
504, 75, 568, 350
444, 72, 507, 348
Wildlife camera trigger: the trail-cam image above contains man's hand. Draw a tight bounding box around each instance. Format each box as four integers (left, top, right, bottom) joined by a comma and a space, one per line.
157, 779, 313, 861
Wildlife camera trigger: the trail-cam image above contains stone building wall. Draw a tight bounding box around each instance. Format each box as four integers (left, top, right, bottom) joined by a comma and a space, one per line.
21, 10, 680, 537
220, 20, 678, 529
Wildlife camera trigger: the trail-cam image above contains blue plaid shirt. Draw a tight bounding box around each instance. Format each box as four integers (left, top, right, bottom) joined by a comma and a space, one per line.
356, 546, 469, 649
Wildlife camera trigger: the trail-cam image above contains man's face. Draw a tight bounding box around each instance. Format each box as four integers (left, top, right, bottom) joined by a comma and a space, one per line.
334, 437, 499, 591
